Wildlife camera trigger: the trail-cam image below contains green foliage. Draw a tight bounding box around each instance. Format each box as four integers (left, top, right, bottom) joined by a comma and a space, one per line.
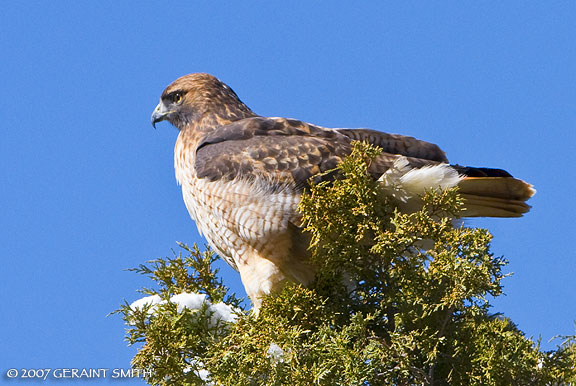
117, 142, 576, 385
115, 244, 244, 384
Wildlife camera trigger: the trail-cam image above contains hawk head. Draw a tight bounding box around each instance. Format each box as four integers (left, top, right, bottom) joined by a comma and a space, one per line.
151, 73, 256, 130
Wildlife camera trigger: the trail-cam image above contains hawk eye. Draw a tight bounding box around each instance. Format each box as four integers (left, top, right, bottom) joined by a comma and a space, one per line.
172, 92, 183, 104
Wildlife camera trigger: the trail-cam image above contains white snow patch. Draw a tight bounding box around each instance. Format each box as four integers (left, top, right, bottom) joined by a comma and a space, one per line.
128, 292, 240, 330
130, 294, 162, 313
196, 368, 212, 384
170, 292, 208, 313
169, 292, 240, 327
184, 359, 213, 385
209, 302, 239, 326
267, 342, 285, 364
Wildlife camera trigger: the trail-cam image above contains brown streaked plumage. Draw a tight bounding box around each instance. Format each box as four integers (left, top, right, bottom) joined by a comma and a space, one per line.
151, 73, 535, 310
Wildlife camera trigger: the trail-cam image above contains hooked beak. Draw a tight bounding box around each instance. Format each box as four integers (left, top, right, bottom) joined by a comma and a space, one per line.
151, 102, 171, 128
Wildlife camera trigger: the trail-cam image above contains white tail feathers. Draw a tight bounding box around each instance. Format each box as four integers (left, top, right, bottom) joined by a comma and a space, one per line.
378, 158, 462, 211
401, 164, 462, 194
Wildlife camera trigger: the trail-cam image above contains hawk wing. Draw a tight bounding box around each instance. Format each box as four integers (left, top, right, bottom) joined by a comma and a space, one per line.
335, 128, 448, 163
194, 117, 446, 191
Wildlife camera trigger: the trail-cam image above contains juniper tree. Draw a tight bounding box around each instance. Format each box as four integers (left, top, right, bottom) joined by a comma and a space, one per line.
117, 142, 576, 385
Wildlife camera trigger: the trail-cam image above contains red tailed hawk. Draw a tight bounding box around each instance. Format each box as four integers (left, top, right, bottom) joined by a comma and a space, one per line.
151, 73, 534, 310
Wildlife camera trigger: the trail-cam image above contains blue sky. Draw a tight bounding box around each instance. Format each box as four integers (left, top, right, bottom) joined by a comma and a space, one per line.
1, 1, 575, 383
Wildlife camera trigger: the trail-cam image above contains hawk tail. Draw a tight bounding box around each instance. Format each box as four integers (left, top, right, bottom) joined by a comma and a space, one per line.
457, 176, 536, 217
377, 160, 535, 218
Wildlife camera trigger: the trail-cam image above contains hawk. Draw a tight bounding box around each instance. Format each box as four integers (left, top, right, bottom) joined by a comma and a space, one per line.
151, 73, 534, 310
